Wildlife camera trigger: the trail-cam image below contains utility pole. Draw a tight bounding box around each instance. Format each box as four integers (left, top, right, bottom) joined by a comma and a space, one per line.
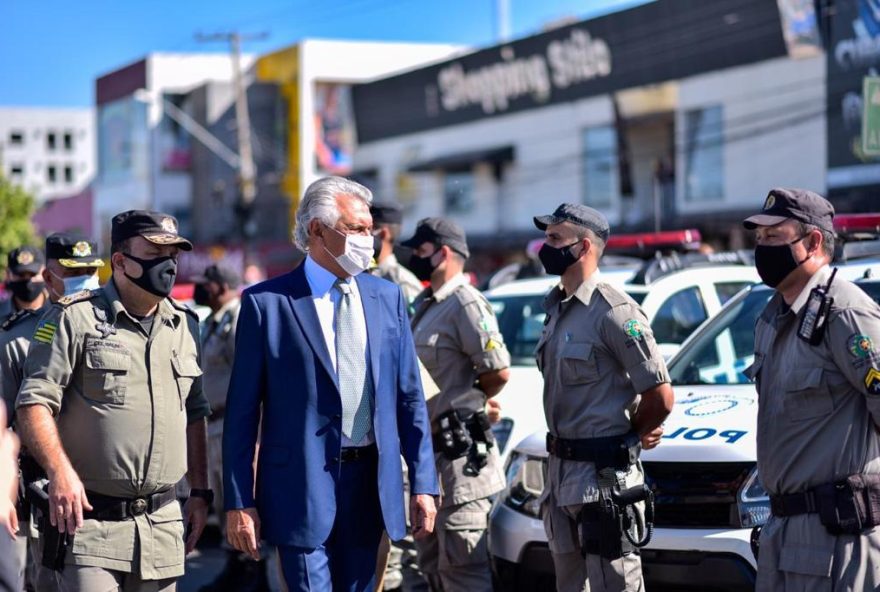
496, 0, 511, 43
196, 31, 267, 238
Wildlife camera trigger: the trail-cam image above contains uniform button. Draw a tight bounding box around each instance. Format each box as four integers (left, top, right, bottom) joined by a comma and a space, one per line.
332, 456, 340, 463
333, 413, 341, 419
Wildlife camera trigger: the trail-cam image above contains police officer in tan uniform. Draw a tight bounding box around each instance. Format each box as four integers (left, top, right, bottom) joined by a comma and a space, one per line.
370, 202, 423, 305
1, 232, 103, 592
15, 210, 212, 592
743, 189, 880, 591
533, 204, 673, 592
401, 218, 510, 592
1, 246, 47, 326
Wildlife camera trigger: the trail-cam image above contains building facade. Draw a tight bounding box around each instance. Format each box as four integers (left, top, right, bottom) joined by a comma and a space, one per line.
0, 107, 95, 203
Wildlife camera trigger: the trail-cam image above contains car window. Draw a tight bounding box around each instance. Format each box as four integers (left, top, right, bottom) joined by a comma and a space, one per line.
624, 290, 646, 305
650, 287, 708, 345
716, 281, 752, 306
488, 295, 546, 366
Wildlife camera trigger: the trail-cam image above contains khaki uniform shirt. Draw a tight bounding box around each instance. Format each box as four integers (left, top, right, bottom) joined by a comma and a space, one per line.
412, 273, 509, 508
0, 306, 47, 417
750, 266, 880, 496
16, 281, 211, 579
375, 254, 424, 305
537, 272, 669, 506
201, 297, 240, 418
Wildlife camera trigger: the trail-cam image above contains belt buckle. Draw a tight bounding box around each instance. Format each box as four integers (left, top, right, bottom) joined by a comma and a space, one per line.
129, 498, 148, 516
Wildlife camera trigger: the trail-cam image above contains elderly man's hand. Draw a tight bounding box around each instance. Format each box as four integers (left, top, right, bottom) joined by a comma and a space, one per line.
227, 507, 261, 560
0, 407, 20, 538
410, 494, 437, 540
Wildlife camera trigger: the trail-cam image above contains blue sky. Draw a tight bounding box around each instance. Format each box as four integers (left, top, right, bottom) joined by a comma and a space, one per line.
0, 0, 650, 108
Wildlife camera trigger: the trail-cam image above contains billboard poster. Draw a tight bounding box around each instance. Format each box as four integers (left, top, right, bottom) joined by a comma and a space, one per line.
314, 82, 355, 174
776, 0, 822, 58
827, 0, 880, 196
159, 93, 193, 172
97, 96, 149, 185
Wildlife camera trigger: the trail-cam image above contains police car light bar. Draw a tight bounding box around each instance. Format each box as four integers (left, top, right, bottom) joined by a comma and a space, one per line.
606, 229, 702, 251
834, 214, 880, 234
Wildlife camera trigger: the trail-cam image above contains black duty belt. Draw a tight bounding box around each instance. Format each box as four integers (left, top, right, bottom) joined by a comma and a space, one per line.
770, 490, 819, 518
82, 488, 177, 521
546, 432, 639, 469
340, 445, 377, 463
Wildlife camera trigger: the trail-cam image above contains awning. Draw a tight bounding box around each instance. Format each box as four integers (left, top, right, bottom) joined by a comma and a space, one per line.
408, 146, 515, 173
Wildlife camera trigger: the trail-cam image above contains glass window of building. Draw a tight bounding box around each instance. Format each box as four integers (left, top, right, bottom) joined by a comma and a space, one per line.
583, 125, 617, 209
684, 106, 724, 201
9, 131, 24, 145
47, 165, 57, 183
64, 165, 73, 184
444, 171, 475, 214
47, 132, 57, 151
63, 132, 74, 151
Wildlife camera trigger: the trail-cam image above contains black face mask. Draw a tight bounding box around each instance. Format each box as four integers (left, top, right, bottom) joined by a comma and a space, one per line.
408, 250, 439, 282
6, 279, 44, 303
754, 235, 809, 288
193, 283, 211, 307
538, 242, 582, 276
123, 253, 178, 298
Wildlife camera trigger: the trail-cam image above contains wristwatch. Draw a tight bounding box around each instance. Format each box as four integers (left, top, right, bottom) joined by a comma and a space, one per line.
189, 488, 215, 505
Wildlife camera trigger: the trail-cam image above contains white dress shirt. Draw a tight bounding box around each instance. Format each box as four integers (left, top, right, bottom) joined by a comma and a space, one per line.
303, 255, 374, 447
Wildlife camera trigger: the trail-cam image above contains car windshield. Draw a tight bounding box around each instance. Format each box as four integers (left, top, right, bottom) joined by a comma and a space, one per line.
489, 288, 649, 366
668, 280, 880, 386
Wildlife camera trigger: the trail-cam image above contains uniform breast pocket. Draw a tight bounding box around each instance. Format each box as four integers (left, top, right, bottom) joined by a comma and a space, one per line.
560, 342, 599, 386
172, 352, 202, 410
83, 343, 131, 404
415, 332, 440, 370
784, 367, 833, 421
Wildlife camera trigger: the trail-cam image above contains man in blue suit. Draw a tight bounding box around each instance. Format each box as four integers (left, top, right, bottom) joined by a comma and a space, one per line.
223, 176, 439, 592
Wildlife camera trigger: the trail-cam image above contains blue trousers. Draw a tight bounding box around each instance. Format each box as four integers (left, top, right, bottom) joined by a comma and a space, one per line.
277, 452, 385, 592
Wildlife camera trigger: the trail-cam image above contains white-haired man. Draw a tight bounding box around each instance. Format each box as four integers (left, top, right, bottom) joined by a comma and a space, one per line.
223, 176, 439, 592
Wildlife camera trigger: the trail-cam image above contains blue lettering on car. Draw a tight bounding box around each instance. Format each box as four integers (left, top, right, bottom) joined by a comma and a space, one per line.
662, 427, 747, 444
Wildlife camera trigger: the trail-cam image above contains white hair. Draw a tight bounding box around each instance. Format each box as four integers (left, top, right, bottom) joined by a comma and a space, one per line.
293, 176, 373, 251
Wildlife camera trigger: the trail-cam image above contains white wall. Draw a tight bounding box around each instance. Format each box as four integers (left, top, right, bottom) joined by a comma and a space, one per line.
0, 107, 95, 202
676, 54, 826, 214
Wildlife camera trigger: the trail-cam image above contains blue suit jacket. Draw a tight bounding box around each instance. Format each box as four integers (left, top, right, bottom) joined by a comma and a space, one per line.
222, 263, 438, 547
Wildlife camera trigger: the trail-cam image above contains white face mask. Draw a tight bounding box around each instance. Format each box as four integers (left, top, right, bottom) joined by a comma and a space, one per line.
324, 226, 374, 276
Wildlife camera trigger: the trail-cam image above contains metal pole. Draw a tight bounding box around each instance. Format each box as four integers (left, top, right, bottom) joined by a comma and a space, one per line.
229, 32, 257, 206
496, 0, 511, 42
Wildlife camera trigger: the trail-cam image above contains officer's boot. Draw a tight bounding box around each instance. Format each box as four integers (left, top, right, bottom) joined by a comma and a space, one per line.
198, 551, 249, 592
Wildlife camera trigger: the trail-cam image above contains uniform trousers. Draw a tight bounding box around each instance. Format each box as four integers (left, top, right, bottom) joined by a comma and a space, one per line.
56, 565, 175, 592
756, 513, 880, 591
415, 498, 493, 592
277, 451, 384, 592
542, 490, 643, 592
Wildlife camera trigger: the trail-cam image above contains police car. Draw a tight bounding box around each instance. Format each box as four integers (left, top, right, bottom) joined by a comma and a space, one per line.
486, 260, 760, 461
488, 262, 880, 591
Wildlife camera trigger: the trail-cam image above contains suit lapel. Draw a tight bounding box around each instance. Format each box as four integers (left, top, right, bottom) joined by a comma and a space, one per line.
356, 275, 382, 393
285, 264, 340, 391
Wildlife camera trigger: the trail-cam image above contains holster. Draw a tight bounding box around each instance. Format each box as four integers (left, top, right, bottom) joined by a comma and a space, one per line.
432, 409, 495, 476
25, 482, 68, 572
815, 474, 880, 535
433, 410, 472, 460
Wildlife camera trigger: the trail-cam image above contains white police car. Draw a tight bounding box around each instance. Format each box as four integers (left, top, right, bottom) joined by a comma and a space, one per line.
488, 271, 880, 592
486, 263, 760, 463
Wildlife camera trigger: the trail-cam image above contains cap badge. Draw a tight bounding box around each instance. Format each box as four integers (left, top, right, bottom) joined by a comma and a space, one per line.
72, 241, 92, 257
763, 194, 776, 210
160, 217, 177, 234
16, 251, 34, 265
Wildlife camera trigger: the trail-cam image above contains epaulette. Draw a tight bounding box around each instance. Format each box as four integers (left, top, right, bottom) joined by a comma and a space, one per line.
168, 298, 200, 322
595, 282, 629, 307
1, 309, 32, 331
57, 289, 99, 307
453, 283, 480, 306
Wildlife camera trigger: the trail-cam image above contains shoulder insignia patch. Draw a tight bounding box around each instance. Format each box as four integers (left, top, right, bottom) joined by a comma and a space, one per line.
33, 319, 58, 344
1, 309, 31, 331
849, 334, 874, 358
624, 319, 645, 340
58, 289, 97, 307
168, 298, 200, 321
484, 338, 501, 352
865, 368, 880, 395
